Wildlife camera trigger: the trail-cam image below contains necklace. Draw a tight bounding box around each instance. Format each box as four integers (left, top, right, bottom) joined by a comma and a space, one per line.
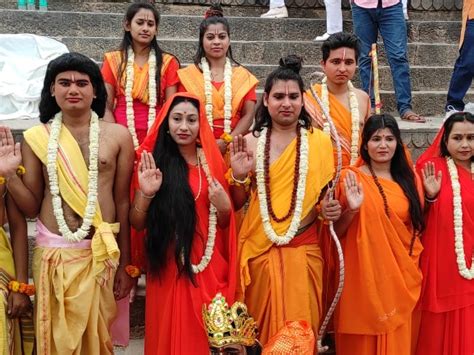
201, 57, 232, 134
47, 111, 100, 242
182, 148, 217, 273
125, 47, 157, 148
321, 77, 360, 165
255, 126, 309, 245
446, 157, 474, 280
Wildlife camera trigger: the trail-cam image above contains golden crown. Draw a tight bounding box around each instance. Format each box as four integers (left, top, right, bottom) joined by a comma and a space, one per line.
202, 293, 258, 348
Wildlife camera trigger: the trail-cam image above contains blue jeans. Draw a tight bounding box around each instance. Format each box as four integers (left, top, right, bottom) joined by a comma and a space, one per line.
351, 2, 412, 116
446, 20, 474, 112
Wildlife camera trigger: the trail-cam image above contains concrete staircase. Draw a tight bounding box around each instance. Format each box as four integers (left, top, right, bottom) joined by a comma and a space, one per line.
1, 1, 473, 351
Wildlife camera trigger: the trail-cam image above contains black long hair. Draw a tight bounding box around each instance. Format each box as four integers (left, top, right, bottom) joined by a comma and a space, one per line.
193, 4, 239, 66
440, 111, 474, 162
39, 52, 107, 123
146, 96, 201, 282
253, 55, 312, 134
118, 2, 178, 105
360, 114, 424, 233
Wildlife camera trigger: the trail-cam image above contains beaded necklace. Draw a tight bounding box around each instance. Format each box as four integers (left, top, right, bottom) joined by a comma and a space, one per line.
263, 126, 301, 223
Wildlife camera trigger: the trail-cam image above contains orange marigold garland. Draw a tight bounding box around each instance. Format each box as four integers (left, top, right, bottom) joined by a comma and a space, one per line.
125, 265, 141, 278
8, 280, 36, 296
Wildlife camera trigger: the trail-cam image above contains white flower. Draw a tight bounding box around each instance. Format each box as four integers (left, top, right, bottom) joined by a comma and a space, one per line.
321, 76, 360, 165
201, 57, 233, 134
46, 111, 100, 242
447, 157, 474, 280
181, 148, 218, 274
255, 127, 309, 245
125, 48, 157, 149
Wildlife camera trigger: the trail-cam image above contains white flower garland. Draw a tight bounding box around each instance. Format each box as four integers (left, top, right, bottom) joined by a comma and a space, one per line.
321, 76, 360, 165
447, 157, 474, 280
47, 111, 99, 242
201, 57, 232, 134
125, 47, 157, 148
255, 127, 309, 245
186, 148, 218, 273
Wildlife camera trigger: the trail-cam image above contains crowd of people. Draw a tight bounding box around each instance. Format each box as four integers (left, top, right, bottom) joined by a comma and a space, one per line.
0, 2, 473, 355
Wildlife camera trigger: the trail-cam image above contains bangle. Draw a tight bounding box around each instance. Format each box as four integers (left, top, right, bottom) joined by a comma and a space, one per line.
425, 195, 438, 203
125, 265, 141, 278
220, 132, 233, 144
134, 204, 148, 214
0, 176, 5, 185
16, 165, 26, 176
8, 281, 35, 296
225, 168, 251, 192
140, 190, 155, 199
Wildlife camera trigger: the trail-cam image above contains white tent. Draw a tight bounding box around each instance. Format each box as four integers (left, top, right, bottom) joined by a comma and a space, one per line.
0, 34, 68, 120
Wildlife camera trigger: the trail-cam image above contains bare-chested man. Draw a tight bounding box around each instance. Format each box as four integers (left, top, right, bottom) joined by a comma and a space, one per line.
4, 52, 135, 354
305, 32, 370, 167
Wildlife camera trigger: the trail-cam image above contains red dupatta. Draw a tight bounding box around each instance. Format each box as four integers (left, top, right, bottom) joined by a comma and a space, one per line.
415, 127, 474, 312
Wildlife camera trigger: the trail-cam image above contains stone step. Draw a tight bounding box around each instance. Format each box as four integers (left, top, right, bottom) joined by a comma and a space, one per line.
0, 9, 463, 44
0, 0, 463, 20
58, 36, 460, 68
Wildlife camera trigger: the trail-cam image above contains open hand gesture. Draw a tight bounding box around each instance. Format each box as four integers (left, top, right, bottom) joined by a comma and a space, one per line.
138, 151, 162, 197
0, 126, 22, 178
208, 179, 231, 213
344, 170, 364, 212
421, 162, 442, 199
229, 135, 254, 179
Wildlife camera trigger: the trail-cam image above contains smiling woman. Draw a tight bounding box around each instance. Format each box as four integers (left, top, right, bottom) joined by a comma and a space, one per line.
101, 2, 180, 148
177, 4, 258, 156
129, 92, 238, 355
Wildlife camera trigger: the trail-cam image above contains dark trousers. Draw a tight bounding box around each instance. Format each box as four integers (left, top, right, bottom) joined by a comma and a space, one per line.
446, 19, 474, 111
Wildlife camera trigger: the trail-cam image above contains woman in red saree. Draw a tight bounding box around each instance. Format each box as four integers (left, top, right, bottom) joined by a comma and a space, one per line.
129, 92, 237, 354
415, 112, 474, 355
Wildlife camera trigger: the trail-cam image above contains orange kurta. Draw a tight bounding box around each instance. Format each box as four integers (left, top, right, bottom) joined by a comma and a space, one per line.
335, 168, 423, 355
101, 51, 179, 144
304, 84, 362, 168
237, 129, 334, 345
461, 0, 474, 47
177, 64, 258, 139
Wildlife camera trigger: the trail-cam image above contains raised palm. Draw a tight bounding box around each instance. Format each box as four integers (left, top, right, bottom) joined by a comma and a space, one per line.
0, 126, 22, 177
138, 151, 162, 197
229, 135, 254, 178
344, 170, 364, 211
421, 162, 442, 199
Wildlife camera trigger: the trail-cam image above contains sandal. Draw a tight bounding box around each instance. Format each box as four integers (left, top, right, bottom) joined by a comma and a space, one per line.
400, 110, 426, 123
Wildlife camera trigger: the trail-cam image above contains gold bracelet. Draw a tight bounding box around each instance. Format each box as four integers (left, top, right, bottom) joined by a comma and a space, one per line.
134, 204, 148, 214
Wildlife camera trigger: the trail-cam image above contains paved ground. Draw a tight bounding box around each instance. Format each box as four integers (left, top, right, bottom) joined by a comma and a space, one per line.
114, 340, 145, 355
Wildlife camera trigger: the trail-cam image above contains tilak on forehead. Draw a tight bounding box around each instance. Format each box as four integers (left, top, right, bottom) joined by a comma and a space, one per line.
342, 48, 346, 61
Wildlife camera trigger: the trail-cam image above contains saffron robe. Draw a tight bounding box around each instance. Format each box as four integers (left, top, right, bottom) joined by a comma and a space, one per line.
24, 122, 120, 355
237, 129, 334, 345
101, 51, 179, 145
304, 83, 363, 168
415, 157, 474, 355
131, 92, 237, 354
177, 64, 258, 139
0, 227, 34, 355
334, 168, 423, 355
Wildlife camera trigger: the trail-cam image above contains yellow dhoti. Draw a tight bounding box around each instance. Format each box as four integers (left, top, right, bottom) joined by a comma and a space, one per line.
237, 129, 334, 346
24, 122, 121, 355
